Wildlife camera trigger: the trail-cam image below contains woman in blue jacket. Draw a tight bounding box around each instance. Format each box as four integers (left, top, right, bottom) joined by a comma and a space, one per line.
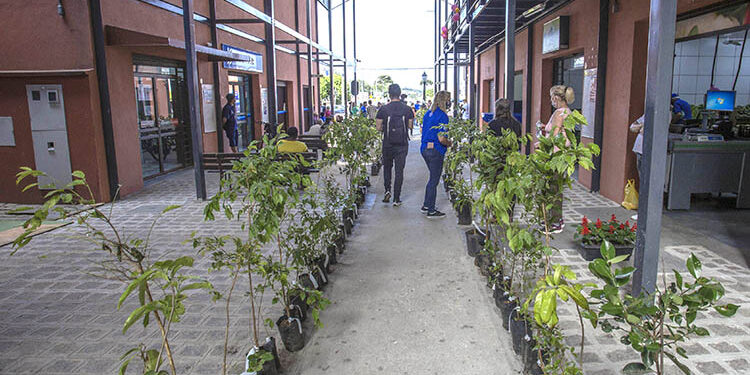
420, 91, 452, 218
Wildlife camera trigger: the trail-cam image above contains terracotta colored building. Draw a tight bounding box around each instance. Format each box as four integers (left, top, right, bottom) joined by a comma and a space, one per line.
438, 0, 747, 204
0, 0, 339, 203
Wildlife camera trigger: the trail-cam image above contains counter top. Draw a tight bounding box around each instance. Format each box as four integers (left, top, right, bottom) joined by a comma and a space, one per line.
668, 138, 750, 152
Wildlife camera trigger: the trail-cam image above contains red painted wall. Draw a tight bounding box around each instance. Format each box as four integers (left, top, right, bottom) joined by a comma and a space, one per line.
0, 0, 321, 203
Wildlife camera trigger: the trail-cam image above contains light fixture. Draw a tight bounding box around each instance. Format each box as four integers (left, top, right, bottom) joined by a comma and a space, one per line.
522, 2, 545, 19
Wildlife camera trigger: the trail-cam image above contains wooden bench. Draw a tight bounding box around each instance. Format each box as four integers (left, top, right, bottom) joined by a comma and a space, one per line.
298, 135, 329, 152
202, 151, 319, 176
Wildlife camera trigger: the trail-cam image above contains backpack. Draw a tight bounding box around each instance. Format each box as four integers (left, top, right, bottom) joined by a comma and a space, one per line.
383, 106, 409, 146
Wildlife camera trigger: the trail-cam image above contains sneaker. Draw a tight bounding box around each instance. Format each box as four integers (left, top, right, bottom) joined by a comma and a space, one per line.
383, 191, 391, 203
420, 206, 429, 214
426, 210, 446, 219
393, 200, 402, 207
630, 214, 638, 221
545, 222, 564, 234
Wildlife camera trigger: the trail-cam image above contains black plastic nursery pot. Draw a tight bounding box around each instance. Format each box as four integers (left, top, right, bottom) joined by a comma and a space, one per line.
316, 254, 331, 277
327, 244, 338, 266
371, 164, 380, 176
247, 338, 280, 375
311, 266, 327, 287
277, 315, 305, 352
288, 294, 308, 321
510, 310, 532, 355
449, 190, 458, 204
343, 217, 353, 235
335, 234, 345, 254
456, 203, 472, 226
496, 289, 516, 331
474, 253, 493, 277
524, 340, 544, 375
464, 229, 485, 257
298, 273, 319, 290
577, 242, 634, 261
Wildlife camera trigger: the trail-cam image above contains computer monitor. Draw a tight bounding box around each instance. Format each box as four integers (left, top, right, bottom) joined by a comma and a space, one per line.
705, 90, 735, 111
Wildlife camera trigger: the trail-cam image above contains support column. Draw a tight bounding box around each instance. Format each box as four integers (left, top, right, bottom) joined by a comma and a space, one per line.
181, 0, 206, 200
306, 0, 314, 127
264, 0, 279, 136
353, 0, 358, 108
632, 0, 677, 296
342, 0, 348, 118
591, 0, 610, 192
295, 0, 304, 130
525, 25, 533, 155
443, 0, 448, 90
453, 47, 459, 117
435, 0, 439, 91
504, 0, 516, 102
469, 21, 476, 121
208, 0, 225, 151
89, 0, 119, 200
328, 4, 334, 117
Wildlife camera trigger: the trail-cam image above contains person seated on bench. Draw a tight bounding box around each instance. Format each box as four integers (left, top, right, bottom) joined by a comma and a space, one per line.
278, 127, 308, 153
307, 120, 323, 136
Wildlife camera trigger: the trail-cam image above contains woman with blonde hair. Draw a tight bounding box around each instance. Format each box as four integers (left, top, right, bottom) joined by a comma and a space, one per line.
536, 85, 575, 234
419, 91, 452, 218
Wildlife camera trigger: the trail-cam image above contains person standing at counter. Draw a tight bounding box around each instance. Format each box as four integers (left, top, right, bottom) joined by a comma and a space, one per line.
629, 114, 645, 221
672, 93, 692, 121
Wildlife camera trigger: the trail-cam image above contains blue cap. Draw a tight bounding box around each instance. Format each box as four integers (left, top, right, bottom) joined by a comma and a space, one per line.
672, 93, 678, 98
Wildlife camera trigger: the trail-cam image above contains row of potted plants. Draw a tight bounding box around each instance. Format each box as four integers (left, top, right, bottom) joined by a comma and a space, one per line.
11, 120, 380, 375
440, 111, 739, 374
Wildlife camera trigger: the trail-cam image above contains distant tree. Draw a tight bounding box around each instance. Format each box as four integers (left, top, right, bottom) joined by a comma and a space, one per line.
375, 75, 393, 98
320, 74, 343, 105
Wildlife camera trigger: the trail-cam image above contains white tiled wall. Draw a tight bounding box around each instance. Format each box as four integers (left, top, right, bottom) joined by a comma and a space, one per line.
673, 30, 750, 107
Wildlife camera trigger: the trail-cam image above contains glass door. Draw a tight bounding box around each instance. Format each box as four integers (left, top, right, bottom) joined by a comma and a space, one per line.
228, 74, 254, 150
134, 63, 191, 179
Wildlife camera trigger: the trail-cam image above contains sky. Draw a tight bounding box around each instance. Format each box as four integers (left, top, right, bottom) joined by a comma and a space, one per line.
319, 0, 436, 93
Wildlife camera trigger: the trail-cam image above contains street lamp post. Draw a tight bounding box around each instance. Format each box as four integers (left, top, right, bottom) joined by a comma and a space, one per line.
421, 72, 428, 102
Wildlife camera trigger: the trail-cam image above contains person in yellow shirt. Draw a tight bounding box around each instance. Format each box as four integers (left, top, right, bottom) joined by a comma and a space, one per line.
278, 127, 308, 153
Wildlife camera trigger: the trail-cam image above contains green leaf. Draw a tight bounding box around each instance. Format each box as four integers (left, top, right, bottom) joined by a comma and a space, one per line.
560, 285, 589, 310
622, 362, 653, 374
180, 281, 212, 293
72, 170, 86, 179
694, 326, 710, 336
674, 270, 683, 289
664, 352, 691, 375
714, 303, 739, 317
610, 254, 630, 264
118, 279, 142, 309
601, 241, 615, 261
686, 253, 702, 279
626, 314, 641, 325
162, 205, 181, 214
123, 302, 158, 333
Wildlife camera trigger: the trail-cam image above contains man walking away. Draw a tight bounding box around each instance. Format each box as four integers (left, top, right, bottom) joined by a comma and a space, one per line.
376, 84, 414, 206
222, 93, 238, 153
367, 100, 378, 120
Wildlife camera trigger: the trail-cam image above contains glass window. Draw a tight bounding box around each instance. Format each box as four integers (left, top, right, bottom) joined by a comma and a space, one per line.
673, 29, 749, 107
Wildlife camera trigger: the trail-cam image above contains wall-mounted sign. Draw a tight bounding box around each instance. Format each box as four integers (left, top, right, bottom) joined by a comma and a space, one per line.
542, 16, 570, 54
581, 68, 597, 139
261, 88, 269, 123
222, 44, 263, 73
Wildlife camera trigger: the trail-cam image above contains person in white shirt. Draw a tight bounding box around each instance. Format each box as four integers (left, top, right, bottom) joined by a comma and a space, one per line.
629, 114, 644, 220
307, 120, 323, 136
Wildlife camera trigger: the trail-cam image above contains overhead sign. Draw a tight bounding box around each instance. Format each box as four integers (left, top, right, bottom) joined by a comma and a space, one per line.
542, 16, 570, 54
222, 44, 263, 73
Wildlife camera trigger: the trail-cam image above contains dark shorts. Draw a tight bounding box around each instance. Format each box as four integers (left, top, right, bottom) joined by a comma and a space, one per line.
224, 127, 238, 147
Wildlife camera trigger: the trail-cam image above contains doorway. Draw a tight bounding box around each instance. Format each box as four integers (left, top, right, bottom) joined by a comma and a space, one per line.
277, 82, 289, 130
228, 74, 255, 150
553, 54, 585, 141
133, 60, 192, 179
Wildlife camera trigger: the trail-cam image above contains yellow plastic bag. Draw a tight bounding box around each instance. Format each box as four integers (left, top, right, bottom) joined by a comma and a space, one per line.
622, 179, 639, 210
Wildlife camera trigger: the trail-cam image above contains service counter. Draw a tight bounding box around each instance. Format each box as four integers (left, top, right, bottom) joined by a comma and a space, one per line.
666, 137, 750, 210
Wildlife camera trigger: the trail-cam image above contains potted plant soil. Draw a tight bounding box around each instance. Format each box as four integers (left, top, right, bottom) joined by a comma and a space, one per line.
575, 215, 635, 261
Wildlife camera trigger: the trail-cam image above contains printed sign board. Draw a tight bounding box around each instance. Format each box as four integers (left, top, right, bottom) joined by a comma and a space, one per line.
222, 44, 263, 73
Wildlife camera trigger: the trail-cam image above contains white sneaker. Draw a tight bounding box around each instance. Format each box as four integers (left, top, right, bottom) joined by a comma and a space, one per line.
631, 214, 638, 221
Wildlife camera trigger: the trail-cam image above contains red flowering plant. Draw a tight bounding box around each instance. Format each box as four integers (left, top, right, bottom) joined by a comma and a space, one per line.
575, 214, 636, 246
